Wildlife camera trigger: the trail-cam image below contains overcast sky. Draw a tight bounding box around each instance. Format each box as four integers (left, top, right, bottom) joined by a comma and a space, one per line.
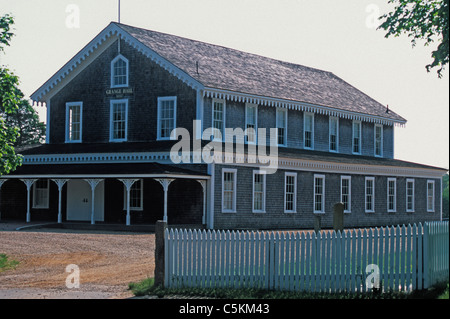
1, 0, 448, 170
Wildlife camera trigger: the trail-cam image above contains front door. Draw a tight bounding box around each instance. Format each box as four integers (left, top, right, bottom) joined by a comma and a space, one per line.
66, 180, 104, 222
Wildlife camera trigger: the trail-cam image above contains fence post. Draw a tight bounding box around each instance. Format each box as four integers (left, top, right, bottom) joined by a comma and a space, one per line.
333, 202, 344, 232
154, 220, 167, 288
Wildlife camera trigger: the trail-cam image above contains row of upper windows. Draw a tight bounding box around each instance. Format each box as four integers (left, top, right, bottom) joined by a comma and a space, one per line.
65, 97, 177, 143
222, 169, 436, 215
212, 99, 386, 157
66, 96, 385, 156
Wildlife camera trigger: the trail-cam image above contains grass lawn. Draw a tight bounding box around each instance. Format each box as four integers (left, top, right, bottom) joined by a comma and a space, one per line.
129, 277, 449, 299
0, 254, 19, 273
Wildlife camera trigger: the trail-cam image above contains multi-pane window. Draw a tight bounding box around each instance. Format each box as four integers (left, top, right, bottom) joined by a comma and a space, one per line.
284, 173, 297, 213
314, 174, 325, 213
124, 180, 143, 210
212, 99, 225, 141
427, 180, 435, 212
387, 178, 396, 212
33, 179, 49, 209
365, 177, 375, 212
352, 121, 361, 154
111, 55, 129, 88
222, 169, 236, 212
406, 179, 415, 212
276, 108, 287, 146
341, 176, 351, 213
245, 103, 257, 144
253, 172, 266, 212
304, 113, 314, 149
110, 99, 128, 141
66, 102, 82, 142
157, 97, 177, 140
329, 117, 339, 152
375, 124, 383, 157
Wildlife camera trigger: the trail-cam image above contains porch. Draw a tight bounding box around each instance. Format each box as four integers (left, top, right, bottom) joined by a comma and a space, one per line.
0, 163, 210, 228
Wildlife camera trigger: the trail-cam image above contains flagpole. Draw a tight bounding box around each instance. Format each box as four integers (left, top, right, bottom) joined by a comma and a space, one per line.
118, 0, 121, 23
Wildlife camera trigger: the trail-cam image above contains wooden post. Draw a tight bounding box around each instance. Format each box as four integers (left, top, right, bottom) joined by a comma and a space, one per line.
333, 202, 345, 232
84, 179, 103, 225
21, 179, 37, 223
118, 179, 138, 226
52, 179, 69, 224
155, 179, 174, 223
314, 214, 321, 233
154, 220, 167, 288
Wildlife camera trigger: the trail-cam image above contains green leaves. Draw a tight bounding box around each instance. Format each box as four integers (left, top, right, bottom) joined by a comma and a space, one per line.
0, 14, 28, 176
378, 0, 449, 78
0, 14, 14, 52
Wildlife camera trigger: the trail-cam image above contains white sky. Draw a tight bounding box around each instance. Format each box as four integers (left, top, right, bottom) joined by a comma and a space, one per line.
1, 0, 448, 170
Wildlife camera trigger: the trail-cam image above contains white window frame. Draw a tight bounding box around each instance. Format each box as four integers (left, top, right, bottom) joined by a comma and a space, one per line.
212, 99, 226, 141
352, 120, 362, 155
329, 116, 339, 153
406, 178, 415, 213
65, 102, 83, 143
284, 172, 297, 213
374, 124, 383, 157
111, 54, 129, 88
245, 103, 258, 144
157, 96, 177, 140
304, 112, 314, 150
313, 174, 325, 214
276, 108, 287, 147
387, 177, 397, 213
109, 99, 128, 142
340, 175, 351, 213
222, 168, 237, 213
32, 179, 49, 209
123, 179, 144, 211
252, 170, 266, 213
365, 177, 375, 213
427, 180, 435, 212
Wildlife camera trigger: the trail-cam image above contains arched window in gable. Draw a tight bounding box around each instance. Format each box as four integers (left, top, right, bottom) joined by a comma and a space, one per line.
111, 55, 129, 88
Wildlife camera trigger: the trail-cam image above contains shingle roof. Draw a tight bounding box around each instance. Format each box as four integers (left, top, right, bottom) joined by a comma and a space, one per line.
117, 23, 406, 123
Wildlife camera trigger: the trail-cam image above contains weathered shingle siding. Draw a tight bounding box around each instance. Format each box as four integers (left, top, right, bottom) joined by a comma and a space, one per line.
49, 39, 197, 144
203, 97, 395, 158
213, 164, 441, 230
383, 125, 394, 159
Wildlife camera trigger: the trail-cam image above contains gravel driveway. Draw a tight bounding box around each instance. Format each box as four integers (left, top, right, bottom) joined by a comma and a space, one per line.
0, 222, 155, 299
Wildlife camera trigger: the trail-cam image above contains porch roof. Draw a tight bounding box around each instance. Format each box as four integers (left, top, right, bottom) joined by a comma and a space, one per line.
4, 162, 209, 179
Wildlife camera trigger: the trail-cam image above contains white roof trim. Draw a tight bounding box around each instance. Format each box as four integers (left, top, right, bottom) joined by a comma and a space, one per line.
17, 151, 447, 179
203, 87, 406, 127
31, 23, 204, 102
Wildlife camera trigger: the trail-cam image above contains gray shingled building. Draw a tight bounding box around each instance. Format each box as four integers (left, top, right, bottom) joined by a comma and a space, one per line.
0, 22, 446, 230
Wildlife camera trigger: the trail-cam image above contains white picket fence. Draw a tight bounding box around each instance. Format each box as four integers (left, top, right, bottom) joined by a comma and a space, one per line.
164, 221, 449, 293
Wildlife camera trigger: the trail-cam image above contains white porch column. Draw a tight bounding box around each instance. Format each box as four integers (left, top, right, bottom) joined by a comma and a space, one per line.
52, 179, 69, 224
197, 180, 207, 225
21, 179, 37, 223
118, 179, 138, 226
155, 179, 174, 223
84, 179, 103, 225
0, 179, 7, 221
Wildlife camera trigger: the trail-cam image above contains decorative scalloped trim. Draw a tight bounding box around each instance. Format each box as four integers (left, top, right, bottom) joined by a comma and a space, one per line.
31, 23, 203, 101
204, 88, 405, 127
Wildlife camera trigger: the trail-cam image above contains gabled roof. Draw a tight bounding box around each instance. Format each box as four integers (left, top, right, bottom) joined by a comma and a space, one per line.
31, 22, 406, 125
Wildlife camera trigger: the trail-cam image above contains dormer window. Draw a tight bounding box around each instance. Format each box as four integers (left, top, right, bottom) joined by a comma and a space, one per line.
111, 55, 129, 88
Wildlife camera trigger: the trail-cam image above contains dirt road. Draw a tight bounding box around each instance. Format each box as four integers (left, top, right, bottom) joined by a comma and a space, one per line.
0, 225, 155, 299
